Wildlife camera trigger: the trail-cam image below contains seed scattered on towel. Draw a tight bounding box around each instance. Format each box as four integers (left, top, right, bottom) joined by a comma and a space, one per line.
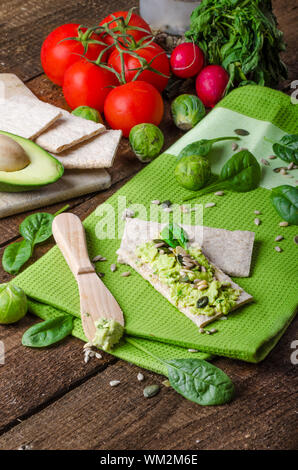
92, 254, 107, 262
279, 221, 289, 227
210, 328, 218, 334
219, 316, 228, 320
232, 142, 239, 151
188, 348, 199, 353
214, 191, 224, 196
254, 218, 261, 226
274, 246, 283, 252
110, 264, 117, 272
205, 202, 216, 208
151, 199, 160, 205
280, 168, 287, 175
294, 235, 298, 245
143, 384, 160, 398
268, 155, 277, 160
261, 158, 270, 166
275, 235, 284, 242
199, 328, 205, 334
95, 353, 102, 359
122, 208, 135, 220
287, 162, 294, 170
110, 380, 121, 387
234, 128, 249, 136
121, 271, 131, 277
137, 373, 144, 382
161, 200, 172, 209
254, 210, 261, 215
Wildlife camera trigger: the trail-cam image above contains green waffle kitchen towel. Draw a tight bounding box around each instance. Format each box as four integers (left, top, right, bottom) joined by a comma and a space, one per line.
11, 86, 297, 374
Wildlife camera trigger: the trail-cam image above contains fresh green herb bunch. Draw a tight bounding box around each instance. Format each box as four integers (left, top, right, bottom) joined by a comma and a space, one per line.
185, 0, 287, 92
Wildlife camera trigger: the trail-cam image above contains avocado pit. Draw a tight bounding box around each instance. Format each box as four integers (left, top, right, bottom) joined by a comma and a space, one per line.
0, 134, 30, 172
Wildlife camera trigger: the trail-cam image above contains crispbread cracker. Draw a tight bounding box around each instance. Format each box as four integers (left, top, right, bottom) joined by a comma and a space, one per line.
53, 130, 122, 169
35, 110, 106, 153
117, 218, 253, 328
0, 95, 62, 139
0, 73, 35, 100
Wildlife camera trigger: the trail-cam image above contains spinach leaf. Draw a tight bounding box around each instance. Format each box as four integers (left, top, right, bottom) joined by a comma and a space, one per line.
2, 240, 32, 275
270, 185, 298, 225
160, 223, 188, 249
167, 358, 235, 405
178, 136, 240, 159
20, 212, 55, 246
22, 315, 73, 348
264, 134, 298, 164
184, 150, 261, 201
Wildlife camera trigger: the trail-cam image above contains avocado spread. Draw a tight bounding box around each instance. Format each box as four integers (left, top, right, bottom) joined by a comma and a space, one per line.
136, 241, 240, 317
92, 318, 124, 351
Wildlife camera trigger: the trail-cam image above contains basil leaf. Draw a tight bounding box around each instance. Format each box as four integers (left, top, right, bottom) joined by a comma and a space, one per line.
179, 136, 240, 159
184, 150, 261, 202
19, 212, 55, 246
22, 316, 73, 348
2, 240, 32, 275
265, 134, 298, 164
160, 223, 188, 249
270, 185, 298, 225
167, 358, 235, 406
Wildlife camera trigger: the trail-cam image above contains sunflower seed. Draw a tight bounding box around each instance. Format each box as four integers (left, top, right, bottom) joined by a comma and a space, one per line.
95, 353, 102, 359
110, 264, 117, 272
254, 210, 261, 215
215, 191, 224, 196
234, 128, 250, 136
254, 218, 261, 226
122, 209, 135, 220
197, 283, 208, 291
199, 328, 205, 334
219, 316, 228, 320
154, 242, 166, 249
121, 271, 131, 277
188, 348, 199, 353
143, 384, 160, 398
151, 199, 160, 205
232, 143, 239, 151
205, 202, 216, 208
268, 155, 277, 160
201, 266, 206, 273
97, 272, 105, 278
110, 380, 121, 387
279, 221, 289, 227
287, 162, 294, 170
274, 246, 283, 252
92, 254, 107, 262
280, 168, 287, 175
261, 158, 270, 166
137, 373, 144, 382
275, 235, 284, 242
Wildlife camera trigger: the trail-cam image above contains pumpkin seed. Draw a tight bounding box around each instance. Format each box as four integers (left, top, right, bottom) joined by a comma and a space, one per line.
294, 236, 298, 245
234, 129, 249, 136
196, 296, 209, 308
161, 200, 172, 208
143, 384, 160, 398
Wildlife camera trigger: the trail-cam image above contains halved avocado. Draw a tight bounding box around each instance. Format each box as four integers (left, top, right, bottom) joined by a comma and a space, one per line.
0, 130, 64, 192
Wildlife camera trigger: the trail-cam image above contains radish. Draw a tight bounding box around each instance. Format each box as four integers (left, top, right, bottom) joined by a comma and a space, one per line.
170, 42, 204, 79
196, 65, 229, 108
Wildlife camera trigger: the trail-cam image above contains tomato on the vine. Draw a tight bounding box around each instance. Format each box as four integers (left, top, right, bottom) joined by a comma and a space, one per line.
108, 42, 170, 92
63, 59, 118, 112
99, 11, 152, 49
104, 81, 164, 137
41, 24, 107, 86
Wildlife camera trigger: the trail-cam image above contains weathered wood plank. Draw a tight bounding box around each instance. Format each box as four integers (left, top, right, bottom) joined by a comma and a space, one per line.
0, 321, 296, 450
0, 0, 138, 81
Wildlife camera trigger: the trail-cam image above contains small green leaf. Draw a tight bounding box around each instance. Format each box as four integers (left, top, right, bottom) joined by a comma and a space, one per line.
160, 223, 188, 249
167, 358, 235, 406
271, 185, 298, 225
179, 136, 240, 159
2, 240, 32, 275
19, 212, 55, 246
265, 134, 298, 164
22, 316, 73, 348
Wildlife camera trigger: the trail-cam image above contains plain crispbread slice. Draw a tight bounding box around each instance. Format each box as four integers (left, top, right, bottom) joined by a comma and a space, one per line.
35, 110, 106, 153
0, 95, 62, 139
117, 218, 253, 328
53, 130, 122, 169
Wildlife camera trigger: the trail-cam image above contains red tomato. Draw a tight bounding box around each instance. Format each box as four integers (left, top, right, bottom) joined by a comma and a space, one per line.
99, 11, 152, 48
41, 24, 107, 86
170, 43, 204, 79
104, 81, 164, 137
63, 60, 118, 112
108, 42, 170, 91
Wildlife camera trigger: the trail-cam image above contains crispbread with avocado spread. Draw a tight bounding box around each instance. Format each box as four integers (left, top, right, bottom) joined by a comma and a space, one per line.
117, 218, 253, 329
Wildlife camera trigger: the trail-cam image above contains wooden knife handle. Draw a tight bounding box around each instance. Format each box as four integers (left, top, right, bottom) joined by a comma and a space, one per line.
52, 213, 95, 277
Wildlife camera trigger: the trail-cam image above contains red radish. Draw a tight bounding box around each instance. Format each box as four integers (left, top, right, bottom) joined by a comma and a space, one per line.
170, 43, 204, 78
196, 65, 229, 108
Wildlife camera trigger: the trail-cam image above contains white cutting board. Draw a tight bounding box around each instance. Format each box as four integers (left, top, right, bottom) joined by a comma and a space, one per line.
0, 74, 112, 219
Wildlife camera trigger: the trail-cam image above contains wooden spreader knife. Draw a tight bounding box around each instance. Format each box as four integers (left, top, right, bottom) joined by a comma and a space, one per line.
52, 213, 125, 343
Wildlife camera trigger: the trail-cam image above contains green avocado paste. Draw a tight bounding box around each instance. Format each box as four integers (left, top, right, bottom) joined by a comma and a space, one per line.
92, 318, 124, 351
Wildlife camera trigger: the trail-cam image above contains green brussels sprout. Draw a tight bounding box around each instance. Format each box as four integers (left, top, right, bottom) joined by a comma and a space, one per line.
175, 155, 211, 191
171, 94, 205, 131
71, 106, 103, 124
129, 124, 164, 163
0, 284, 28, 324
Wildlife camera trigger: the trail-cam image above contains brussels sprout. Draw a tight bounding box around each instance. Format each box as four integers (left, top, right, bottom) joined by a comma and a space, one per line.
0, 284, 28, 324
171, 94, 205, 131
129, 124, 164, 163
175, 155, 211, 191
72, 106, 103, 124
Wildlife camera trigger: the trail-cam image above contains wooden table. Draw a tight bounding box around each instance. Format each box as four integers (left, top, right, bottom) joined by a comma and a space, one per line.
0, 0, 297, 451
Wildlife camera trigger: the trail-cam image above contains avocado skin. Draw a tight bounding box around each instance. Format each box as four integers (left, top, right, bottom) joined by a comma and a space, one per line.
0, 130, 64, 192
